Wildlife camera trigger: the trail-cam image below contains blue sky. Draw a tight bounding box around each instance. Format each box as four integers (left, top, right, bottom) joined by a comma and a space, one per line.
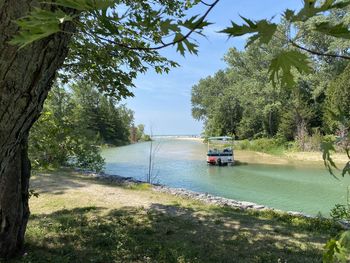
125, 0, 303, 135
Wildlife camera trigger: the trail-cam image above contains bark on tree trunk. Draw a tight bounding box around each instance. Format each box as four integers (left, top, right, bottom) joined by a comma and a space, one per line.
0, 135, 30, 258
0, 1, 75, 258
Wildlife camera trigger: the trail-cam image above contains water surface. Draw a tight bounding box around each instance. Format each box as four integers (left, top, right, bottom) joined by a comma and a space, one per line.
102, 139, 350, 216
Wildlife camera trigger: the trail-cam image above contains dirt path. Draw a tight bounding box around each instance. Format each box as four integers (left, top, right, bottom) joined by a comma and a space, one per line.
30, 170, 181, 213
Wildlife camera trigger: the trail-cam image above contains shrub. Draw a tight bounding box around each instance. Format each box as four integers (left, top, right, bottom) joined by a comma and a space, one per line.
235, 140, 250, 150
73, 141, 105, 173
330, 204, 350, 222
235, 138, 286, 155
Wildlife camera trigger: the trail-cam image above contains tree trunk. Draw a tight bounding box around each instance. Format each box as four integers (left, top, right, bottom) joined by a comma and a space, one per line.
0, 135, 30, 258
0, 1, 75, 258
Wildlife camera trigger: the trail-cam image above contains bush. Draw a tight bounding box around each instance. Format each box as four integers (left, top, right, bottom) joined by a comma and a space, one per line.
330, 204, 350, 222
235, 138, 286, 155
29, 96, 106, 173
323, 134, 337, 144
30, 130, 105, 172
235, 140, 250, 150
72, 140, 105, 173
250, 138, 286, 155
296, 128, 322, 152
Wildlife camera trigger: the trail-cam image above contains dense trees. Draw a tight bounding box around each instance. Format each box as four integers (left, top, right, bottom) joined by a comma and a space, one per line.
324, 64, 350, 133
70, 83, 134, 146
191, 24, 349, 147
29, 82, 141, 171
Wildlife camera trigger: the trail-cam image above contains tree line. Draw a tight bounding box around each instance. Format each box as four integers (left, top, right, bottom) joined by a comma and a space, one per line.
29, 82, 150, 172
192, 16, 349, 152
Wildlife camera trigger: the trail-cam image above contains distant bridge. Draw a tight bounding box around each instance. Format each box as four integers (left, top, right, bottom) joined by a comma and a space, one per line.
152, 135, 201, 138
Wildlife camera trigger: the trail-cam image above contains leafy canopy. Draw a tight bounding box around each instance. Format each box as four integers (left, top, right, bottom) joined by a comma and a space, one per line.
221, 0, 350, 87
220, 16, 277, 47
11, 0, 350, 93
11, 0, 217, 99
269, 50, 312, 87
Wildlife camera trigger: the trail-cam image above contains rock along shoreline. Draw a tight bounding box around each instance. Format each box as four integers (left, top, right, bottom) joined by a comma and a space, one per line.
77, 169, 350, 229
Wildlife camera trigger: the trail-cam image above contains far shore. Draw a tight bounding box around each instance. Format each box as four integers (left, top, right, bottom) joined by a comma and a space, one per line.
171, 136, 348, 167
235, 150, 348, 167
173, 136, 204, 142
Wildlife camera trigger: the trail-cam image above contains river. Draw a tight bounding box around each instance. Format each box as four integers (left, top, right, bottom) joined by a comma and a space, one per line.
102, 138, 350, 216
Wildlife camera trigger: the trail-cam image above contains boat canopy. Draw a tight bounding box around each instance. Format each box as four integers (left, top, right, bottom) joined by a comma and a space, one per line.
208, 136, 233, 141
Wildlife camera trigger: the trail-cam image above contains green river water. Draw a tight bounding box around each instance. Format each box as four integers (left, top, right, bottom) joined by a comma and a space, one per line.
102, 138, 350, 216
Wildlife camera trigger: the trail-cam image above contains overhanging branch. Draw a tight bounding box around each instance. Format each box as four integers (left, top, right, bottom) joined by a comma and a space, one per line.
290, 40, 350, 60
88, 0, 220, 51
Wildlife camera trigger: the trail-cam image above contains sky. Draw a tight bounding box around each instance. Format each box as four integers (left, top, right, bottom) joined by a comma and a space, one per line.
124, 0, 303, 135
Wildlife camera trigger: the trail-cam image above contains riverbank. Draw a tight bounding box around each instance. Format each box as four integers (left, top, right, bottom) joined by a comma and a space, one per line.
173, 137, 348, 166
82, 170, 350, 228
84, 170, 308, 216
172, 136, 204, 142
235, 150, 348, 167
22, 169, 342, 262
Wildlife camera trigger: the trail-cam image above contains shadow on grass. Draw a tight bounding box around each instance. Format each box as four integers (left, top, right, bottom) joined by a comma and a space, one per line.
13, 203, 340, 263
30, 169, 138, 196
30, 171, 90, 195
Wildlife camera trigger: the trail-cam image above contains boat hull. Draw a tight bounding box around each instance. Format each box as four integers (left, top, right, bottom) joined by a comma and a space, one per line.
207, 154, 234, 166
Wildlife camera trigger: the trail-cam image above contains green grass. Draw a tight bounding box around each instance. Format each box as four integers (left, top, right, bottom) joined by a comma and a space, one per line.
13, 206, 340, 263
3, 170, 343, 263
235, 138, 288, 156
126, 183, 152, 191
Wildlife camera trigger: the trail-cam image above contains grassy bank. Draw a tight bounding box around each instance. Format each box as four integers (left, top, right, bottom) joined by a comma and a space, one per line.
6, 169, 343, 263
234, 138, 287, 156
233, 138, 348, 165
191, 137, 347, 164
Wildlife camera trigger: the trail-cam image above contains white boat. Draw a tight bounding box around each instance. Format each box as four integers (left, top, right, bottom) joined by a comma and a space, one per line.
206, 136, 234, 166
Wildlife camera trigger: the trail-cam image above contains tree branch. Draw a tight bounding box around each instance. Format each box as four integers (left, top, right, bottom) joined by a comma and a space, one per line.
87, 0, 220, 51
290, 40, 350, 60
200, 1, 212, 7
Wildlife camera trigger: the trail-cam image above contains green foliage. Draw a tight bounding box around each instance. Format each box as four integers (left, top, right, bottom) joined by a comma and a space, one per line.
192, 32, 338, 142
8, 0, 350, 98
269, 50, 312, 87
220, 16, 277, 47
72, 141, 105, 172
133, 124, 152, 142
288, 0, 350, 23
321, 140, 339, 176
220, 0, 350, 90
321, 66, 350, 177
321, 91, 350, 262
70, 83, 134, 146
10, 1, 216, 100
324, 231, 350, 263
191, 69, 243, 137
29, 82, 139, 172
315, 21, 350, 39
9, 8, 74, 49
46, 0, 115, 11
192, 10, 349, 147
235, 139, 250, 150
29, 189, 40, 199
235, 138, 287, 155
330, 204, 350, 221
29, 100, 105, 172
324, 65, 350, 133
